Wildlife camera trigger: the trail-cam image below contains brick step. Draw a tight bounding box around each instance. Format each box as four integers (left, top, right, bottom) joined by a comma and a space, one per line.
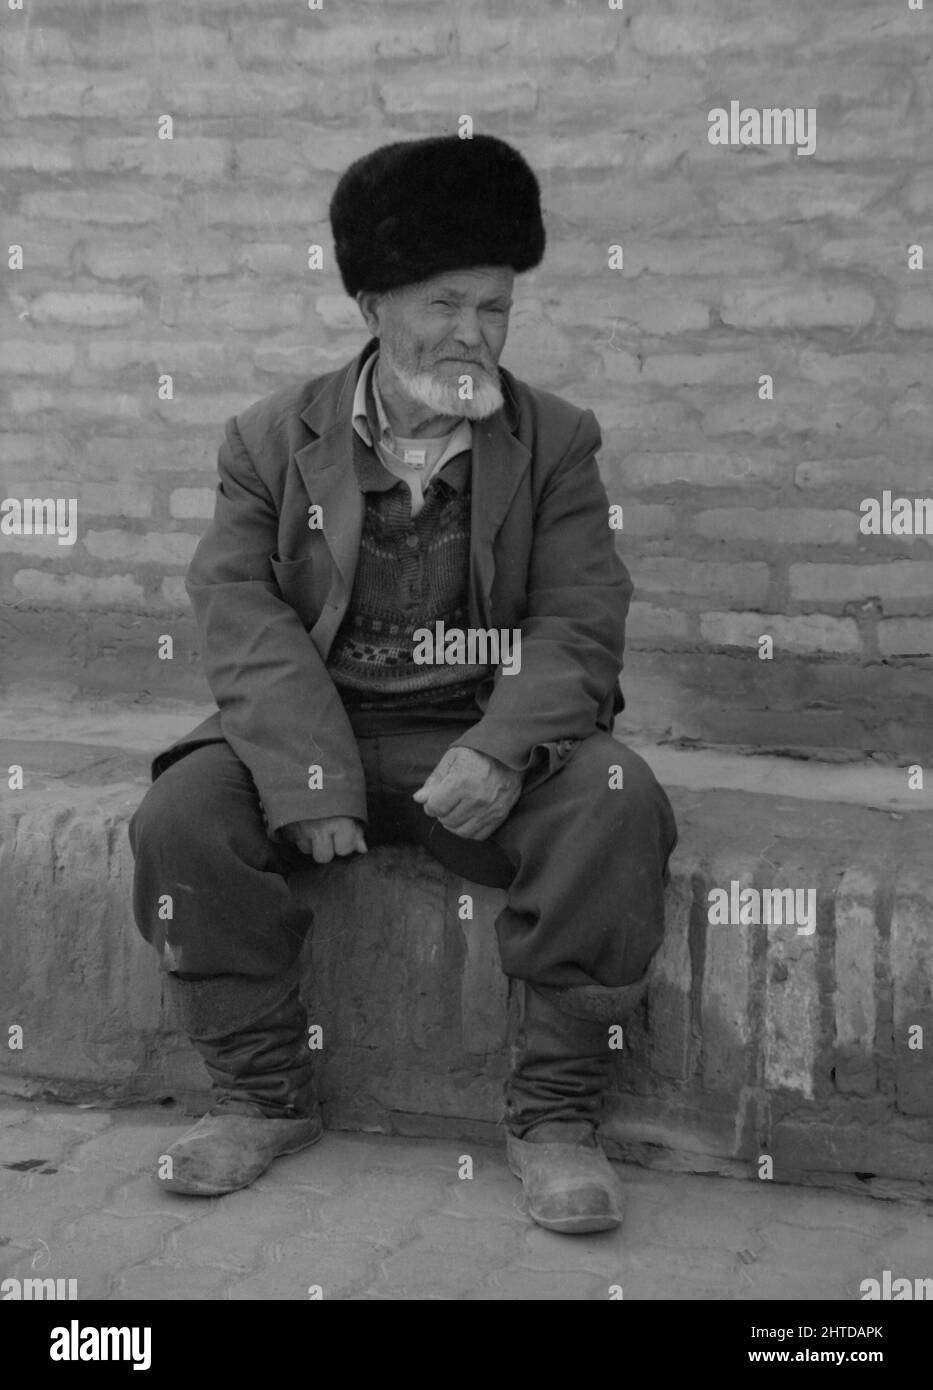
1, 696, 931, 1191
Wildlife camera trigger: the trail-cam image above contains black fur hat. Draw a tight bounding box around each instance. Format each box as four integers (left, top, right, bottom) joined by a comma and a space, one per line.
330, 134, 546, 296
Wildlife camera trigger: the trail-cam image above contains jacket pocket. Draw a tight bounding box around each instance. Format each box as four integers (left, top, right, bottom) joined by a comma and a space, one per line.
269, 552, 330, 629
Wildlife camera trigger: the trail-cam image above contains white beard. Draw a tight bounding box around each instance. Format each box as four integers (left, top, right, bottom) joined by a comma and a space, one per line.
388, 361, 504, 421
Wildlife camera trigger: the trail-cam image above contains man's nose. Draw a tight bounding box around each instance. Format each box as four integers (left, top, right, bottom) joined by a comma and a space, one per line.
452, 308, 483, 347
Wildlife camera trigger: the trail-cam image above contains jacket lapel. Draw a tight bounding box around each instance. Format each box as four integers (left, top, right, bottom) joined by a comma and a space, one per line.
468, 373, 531, 626
293, 344, 374, 654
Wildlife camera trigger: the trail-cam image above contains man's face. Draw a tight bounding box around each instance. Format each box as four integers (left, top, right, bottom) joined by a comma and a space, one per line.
365, 266, 514, 419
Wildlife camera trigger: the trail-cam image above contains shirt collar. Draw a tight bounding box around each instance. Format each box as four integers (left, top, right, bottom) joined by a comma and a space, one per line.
352, 349, 472, 463
351, 426, 471, 497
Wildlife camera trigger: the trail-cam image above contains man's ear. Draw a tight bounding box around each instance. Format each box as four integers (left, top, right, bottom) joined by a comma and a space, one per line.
356, 290, 382, 336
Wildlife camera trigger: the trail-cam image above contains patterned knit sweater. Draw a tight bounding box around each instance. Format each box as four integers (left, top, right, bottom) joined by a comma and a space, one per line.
326, 431, 495, 710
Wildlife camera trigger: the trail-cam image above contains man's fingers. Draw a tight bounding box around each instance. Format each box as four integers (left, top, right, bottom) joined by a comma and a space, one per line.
436, 801, 474, 830
310, 835, 335, 864
440, 815, 494, 841
421, 778, 464, 818
331, 824, 363, 857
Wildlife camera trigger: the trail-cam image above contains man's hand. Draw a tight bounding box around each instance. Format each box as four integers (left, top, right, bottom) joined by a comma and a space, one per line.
281, 816, 368, 864
412, 746, 523, 841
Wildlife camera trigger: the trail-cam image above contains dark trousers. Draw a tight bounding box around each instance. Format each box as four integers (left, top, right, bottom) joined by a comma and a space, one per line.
128, 721, 677, 994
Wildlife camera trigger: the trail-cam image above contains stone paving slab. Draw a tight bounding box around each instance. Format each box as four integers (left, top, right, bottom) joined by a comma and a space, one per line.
0, 1102, 930, 1302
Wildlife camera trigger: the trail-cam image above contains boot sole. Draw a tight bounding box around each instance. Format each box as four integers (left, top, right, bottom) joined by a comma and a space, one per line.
507, 1154, 622, 1234
161, 1122, 325, 1197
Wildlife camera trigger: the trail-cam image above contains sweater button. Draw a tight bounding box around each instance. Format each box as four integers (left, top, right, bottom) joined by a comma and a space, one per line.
405, 534, 419, 548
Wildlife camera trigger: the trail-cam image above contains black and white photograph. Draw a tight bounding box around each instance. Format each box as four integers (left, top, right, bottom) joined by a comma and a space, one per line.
0, 0, 931, 1350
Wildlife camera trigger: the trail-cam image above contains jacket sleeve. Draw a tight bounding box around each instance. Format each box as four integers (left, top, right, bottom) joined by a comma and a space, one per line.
185, 416, 367, 831
449, 408, 632, 772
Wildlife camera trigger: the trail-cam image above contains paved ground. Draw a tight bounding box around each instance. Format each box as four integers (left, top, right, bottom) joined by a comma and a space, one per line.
1, 1101, 931, 1301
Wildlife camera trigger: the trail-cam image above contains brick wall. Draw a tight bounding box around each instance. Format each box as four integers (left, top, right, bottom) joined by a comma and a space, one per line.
2, 0, 931, 760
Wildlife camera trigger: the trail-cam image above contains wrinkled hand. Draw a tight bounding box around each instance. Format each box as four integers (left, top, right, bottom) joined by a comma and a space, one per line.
412, 746, 523, 841
281, 816, 368, 864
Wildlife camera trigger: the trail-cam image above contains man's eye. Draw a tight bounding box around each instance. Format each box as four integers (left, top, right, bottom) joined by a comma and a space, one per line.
432, 299, 454, 308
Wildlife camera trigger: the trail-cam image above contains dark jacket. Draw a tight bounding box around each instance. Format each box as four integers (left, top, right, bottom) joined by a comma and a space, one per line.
152, 338, 633, 831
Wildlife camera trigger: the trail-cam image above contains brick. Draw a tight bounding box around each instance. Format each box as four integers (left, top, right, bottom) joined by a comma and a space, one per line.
20, 191, 162, 226
160, 576, 189, 609
693, 508, 857, 546
717, 170, 897, 225
160, 79, 315, 120
789, 562, 933, 610
82, 531, 198, 565
764, 927, 820, 1101
169, 489, 215, 520
81, 137, 230, 179
616, 503, 677, 538
622, 452, 786, 490
832, 869, 879, 1096
0, 140, 76, 173
0, 226, 75, 272
567, 285, 710, 335
24, 292, 144, 328
890, 395, 933, 437
0, 24, 73, 65
721, 285, 875, 331
6, 77, 150, 119
632, 9, 800, 55
87, 340, 241, 377
789, 349, 898, 388
545, 172, 701, 230
158, 288, 305, 332
254, 343, 323, 376
700, 612, 862, 657
89, 435, 219, 475
237, 242, 308, 277
700, 857, 757, 1092
455, 883, 509, 1055
79, 485, 153, 520
645, 866, 694, 1081
71, 21, 231, 66
637, 353, 753, 387
0, 479, 151, 523
890, 871, 933, 1116
12, 570, 145, 608
84, 236, 237, 281
703, 387, 883, 443
0, 342, 76, 375
877, 619, 933, 659
378, 77, 537, 119
0, 434, 72, 470
795, 457, 933, 493
635, 559, 770, 607
152, 393, 259, 427
906, 174, 933, 216
7, 388, 146, 421
458, 16, 610, 62
234, 19, 455, 66
606, 237, 782, 277
894, 291, 933, 331
315, 295, 363, 330
625, 603, 690, 642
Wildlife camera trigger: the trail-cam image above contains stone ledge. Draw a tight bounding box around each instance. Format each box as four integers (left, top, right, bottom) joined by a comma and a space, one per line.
1, 705, 932, 1192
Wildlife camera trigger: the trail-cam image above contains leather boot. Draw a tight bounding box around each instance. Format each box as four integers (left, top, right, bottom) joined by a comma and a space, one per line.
504, 977, 648, 1235
159, 970, 323, 1196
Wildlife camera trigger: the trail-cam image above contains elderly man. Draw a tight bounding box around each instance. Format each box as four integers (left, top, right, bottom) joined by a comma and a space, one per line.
129, 134, 677, 1235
